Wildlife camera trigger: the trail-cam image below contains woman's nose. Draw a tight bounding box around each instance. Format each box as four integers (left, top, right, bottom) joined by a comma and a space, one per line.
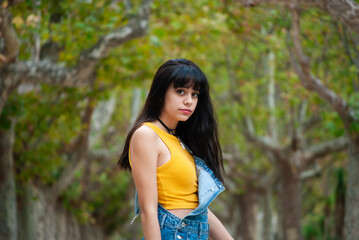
184, 94, 193, 105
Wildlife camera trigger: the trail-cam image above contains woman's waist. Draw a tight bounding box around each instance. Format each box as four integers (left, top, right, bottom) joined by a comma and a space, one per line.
167, 208, 194, 219
158, 204, 208, 223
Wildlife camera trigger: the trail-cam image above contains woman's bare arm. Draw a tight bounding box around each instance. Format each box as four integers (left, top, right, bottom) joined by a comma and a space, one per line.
208, 208, 233, 240
130, 126, 161, 240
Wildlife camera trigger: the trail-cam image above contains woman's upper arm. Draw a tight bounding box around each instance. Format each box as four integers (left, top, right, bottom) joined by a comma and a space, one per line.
130, 126, 159, 213
208, 208, 234, 240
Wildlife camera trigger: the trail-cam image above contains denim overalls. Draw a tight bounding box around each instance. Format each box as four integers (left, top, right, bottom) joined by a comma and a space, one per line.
133, 153, 225, 240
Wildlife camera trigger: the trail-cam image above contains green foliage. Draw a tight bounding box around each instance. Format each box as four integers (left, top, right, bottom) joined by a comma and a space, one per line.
0, 94, 24, 130
321, 111, 345, 137
301, 162, 347, 239
13, 85, 91, 182
61, 169, 132, 233
303, 220, 322, 240
91, 172, 132, 233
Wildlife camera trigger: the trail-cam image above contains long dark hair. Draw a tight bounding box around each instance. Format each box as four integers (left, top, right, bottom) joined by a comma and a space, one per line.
118, 58, 224, 182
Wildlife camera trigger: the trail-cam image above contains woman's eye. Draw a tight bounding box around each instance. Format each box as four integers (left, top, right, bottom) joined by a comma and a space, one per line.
176, 89, 185, 95
192, 92, 199, 98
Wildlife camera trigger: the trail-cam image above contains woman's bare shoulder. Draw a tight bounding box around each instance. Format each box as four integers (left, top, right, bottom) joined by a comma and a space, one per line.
131, 124, 159, 149
130, 124, 160, 165
132, 124, 157, 140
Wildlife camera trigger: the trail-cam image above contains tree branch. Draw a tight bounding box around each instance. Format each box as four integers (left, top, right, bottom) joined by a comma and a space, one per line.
289, 7, 351, 126
304, 136, 349, 167
242, 130, 283, 159
267, 51, 278, 141
300, 163, 321, 180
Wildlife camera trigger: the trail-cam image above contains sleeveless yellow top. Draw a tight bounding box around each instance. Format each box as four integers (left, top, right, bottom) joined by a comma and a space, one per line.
130, 122, 199, 209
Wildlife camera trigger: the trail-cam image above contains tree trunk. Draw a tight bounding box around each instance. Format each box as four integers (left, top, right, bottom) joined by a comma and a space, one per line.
278, 162, 302, 240
0, 119, 17, 240
130, 88, 142, 124
344, 137, 359, 239
238, 191, 257, 240
17, 181, 37, 240
17, 183, 106, 240
262, 189, 272, 240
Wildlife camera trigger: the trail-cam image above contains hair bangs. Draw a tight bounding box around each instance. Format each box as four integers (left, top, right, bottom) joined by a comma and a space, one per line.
171, 65, 206, 92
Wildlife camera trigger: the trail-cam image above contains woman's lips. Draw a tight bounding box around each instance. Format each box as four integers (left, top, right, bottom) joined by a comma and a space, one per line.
180, 109, 192, 114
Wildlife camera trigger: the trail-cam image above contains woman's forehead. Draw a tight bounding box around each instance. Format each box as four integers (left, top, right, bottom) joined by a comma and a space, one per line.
173, 79, 200, 91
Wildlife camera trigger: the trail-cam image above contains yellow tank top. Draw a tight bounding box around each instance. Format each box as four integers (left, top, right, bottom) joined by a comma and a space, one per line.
130, 122, 199, 209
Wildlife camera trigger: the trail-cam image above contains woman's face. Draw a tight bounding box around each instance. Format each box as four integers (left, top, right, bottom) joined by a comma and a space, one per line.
159, 82, 199, 126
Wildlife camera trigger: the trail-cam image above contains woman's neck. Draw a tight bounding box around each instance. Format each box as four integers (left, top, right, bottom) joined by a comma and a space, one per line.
156, 116, 178, 133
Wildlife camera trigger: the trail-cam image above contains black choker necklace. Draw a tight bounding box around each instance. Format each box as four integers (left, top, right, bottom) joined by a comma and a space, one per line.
157, 118, 176, 135
157, 117, 185, 150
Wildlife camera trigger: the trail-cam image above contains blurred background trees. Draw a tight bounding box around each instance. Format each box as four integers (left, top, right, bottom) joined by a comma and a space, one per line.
0, 0, 358, 239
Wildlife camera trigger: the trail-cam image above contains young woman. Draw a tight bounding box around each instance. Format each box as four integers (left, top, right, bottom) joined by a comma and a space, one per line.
118, 59, 233, 240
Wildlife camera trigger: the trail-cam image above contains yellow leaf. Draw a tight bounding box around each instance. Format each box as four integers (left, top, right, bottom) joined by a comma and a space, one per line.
12, 15, 24, 28
2, 1, 8, 8
26, 14, 40, 27
95, 0, 105, 8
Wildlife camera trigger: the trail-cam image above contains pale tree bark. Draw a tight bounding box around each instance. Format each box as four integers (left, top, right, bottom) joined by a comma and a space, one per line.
17, 181, 37, 240
289, 7, 359, 239
261, 189, 272, 240
0, 118, 17, 240
268, 51, 278, 142
0, 0, 154, 116
130, 88, 142, 124
263, 49, 276, 240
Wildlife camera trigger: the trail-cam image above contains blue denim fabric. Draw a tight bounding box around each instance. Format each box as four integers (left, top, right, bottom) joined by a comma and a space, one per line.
133, 154, 225, 239
155, 204, 209, 240
186, 156, 225, 218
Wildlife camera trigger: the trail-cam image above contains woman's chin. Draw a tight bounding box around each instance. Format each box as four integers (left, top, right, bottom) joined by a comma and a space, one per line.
178, 115, 191, 122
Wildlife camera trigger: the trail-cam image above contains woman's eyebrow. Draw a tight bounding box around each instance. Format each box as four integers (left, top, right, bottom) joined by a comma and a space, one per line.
174, 86, 200, 92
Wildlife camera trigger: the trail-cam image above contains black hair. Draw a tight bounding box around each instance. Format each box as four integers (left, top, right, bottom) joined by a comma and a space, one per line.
118, 58, 224, 182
